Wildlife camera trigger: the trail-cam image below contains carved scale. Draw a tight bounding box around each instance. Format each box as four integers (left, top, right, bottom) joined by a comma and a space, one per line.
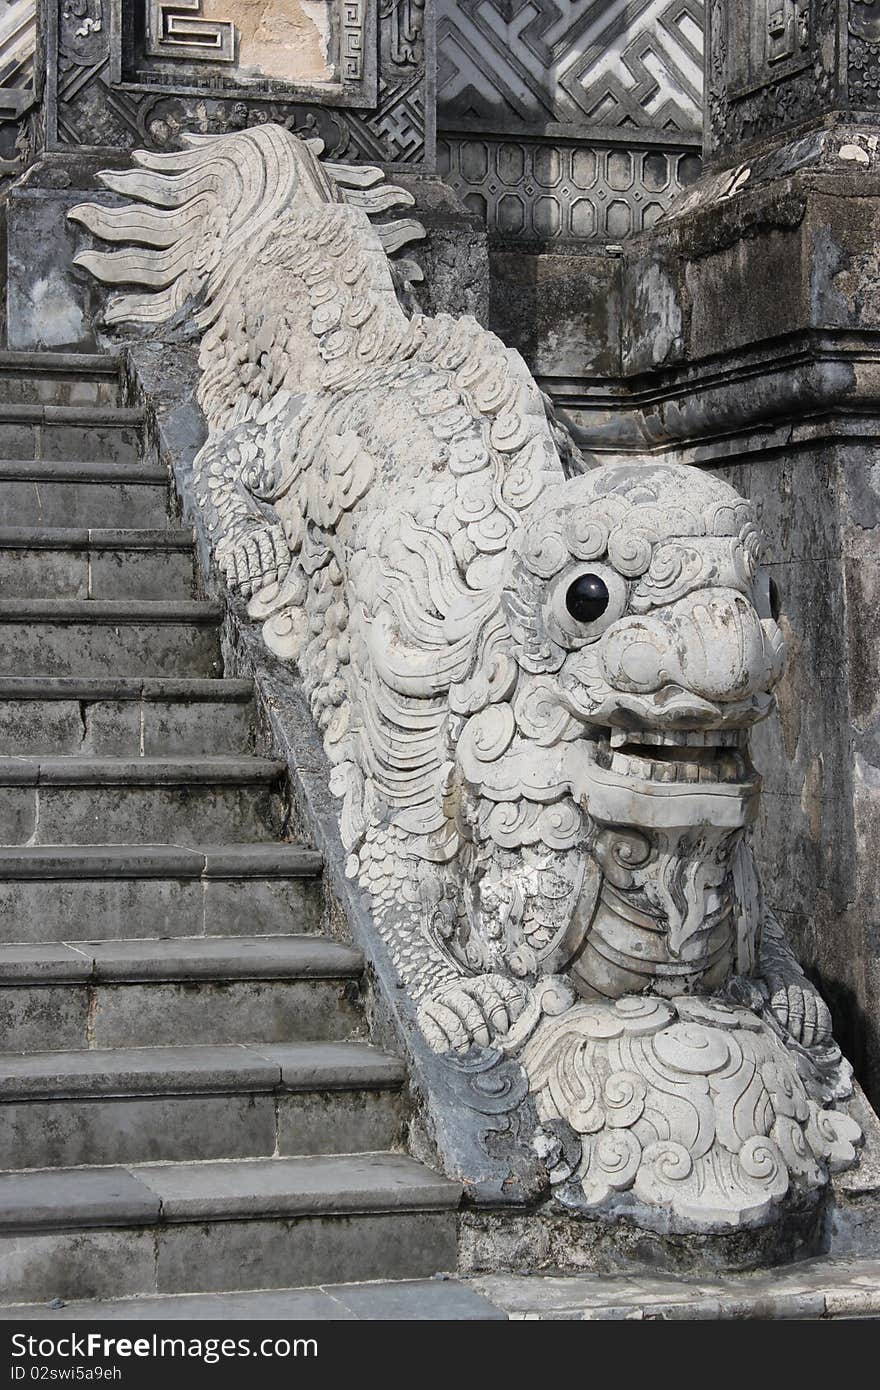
69, 125, 862, 1233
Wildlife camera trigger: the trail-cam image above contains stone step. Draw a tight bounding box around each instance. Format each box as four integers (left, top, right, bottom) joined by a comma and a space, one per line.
0, 528, 195, 600
0, 842, 324, 942
0, 677, 256, 756
0, 460, 170, 527
0, 599, 222, 678
0, 1277, 506, 1321
469, 1256, 880, 1320
0, 353, 121, 407
0, 1041, 406, 1169
0, 935, 365, 1049
0, 755, 286, 845
0, 1153, 461, 1303
0, 405, 144, 464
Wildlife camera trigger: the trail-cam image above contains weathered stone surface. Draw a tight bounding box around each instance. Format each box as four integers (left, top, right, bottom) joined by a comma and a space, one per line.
0, 470, 171, 529
489, 249, 622, 384
0, 1094, 263, 1168
0, 843, 323, 942
469, 1256, 880, 1320
0, 1230, 156, 1305
0, 352, 120, 407
0, 604, 223, 679
154, 1212, 458, 1295
87, 979, 364, 1048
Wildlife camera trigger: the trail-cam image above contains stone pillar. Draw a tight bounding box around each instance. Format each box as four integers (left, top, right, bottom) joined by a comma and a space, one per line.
704, 0, 880, 161
556, 1, 880, 1110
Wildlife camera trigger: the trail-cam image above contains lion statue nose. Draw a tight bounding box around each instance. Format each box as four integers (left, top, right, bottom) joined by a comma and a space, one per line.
600, 589, 785, 702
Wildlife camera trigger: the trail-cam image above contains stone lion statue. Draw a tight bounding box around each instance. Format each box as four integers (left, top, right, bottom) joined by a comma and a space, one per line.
70, 123, 861, 1232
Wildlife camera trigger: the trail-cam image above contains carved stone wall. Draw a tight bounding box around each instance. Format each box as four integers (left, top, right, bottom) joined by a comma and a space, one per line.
0, 0, 36, 178
436, 0, 705, 246
40, 0, 433, 166
15, 0, 711, 236
437, 0, 703, 130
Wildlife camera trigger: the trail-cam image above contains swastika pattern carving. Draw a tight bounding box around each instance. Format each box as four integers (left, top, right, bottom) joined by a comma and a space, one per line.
437, 0, 704, 133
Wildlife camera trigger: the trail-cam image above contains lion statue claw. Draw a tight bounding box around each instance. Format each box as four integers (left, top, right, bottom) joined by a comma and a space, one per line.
417, 974, 530, 1054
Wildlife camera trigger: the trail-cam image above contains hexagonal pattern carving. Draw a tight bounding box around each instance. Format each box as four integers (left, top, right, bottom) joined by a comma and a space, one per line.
440, 132, 702, 247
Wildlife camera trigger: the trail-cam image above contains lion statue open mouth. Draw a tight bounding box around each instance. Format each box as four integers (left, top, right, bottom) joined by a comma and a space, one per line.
70, 123, 861, 1232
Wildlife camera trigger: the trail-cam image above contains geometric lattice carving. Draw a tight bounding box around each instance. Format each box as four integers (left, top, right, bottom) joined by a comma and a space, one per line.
436, 0, 705, 245
0, 0, 35, 177
0, 0, 36, 89
437, 0, 704, 133
146, 0, 235, 64
439, 131, 702, 244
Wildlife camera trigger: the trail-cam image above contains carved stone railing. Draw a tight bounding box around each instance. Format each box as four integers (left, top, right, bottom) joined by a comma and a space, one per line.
66, 121, 866, 1260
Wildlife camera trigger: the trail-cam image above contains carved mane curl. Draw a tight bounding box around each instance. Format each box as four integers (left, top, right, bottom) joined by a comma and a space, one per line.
69, 125, 424, 329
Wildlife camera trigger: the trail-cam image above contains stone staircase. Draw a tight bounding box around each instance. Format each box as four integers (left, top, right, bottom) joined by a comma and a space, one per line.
0, 350, 462, 1310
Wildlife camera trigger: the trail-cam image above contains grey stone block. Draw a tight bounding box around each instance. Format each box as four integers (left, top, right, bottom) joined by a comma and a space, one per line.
0, 546, 194, 602
0, 1040, 404, 1166
0, 1095, 278, 1170
0, 352, 120, 407
0, 1042, 280, 1096
0, 680, 256, 757
254, 1040, 404, 1088
0, 877, 206, 944
0, 984, 90, 1051
0, 480, 169, 528
202, 877, 323, 935
0, 1229, 156, 1304
30, 780, 282, 846
155, 1211, 458, 1294
0, 700, 86, 755
0, 786, 35, 843
136, 1152, 460, 1221
0, 844, 322, 942
0, 754, 286, 844
39, 422, 143, 465
0, 842, 206, 878
139, 699, 254, 756
199, 843, 322, 876
277, 1089, 406, 1156
0, 613, 222, 679
0, 942, 92, 982
0, 1166, 159, 1231
88, 979, 365, 1047
0, 1287, 356, 1319
0, 424, 36, 457
82, 935, 361, 982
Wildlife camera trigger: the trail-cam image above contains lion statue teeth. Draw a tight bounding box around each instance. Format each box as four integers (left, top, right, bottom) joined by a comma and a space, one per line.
69, 124, 861, 1232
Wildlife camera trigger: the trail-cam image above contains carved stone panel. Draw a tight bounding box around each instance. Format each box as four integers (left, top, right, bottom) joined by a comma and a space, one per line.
435, 1, 704, 247
706, 0, 880, 159
43, 0, 432, 166
436, 0, 704, 133
439, 129, 702, 246
115, 0, 375, 103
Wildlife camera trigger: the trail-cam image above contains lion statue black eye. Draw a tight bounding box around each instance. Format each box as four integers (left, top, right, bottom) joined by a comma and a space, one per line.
769, 576, 781, 621
565, 573, 610, 623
